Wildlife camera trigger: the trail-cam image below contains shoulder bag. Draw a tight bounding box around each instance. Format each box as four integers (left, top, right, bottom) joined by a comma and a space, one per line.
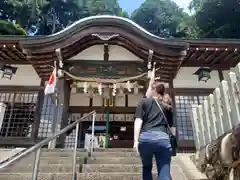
154, 99, 178, 156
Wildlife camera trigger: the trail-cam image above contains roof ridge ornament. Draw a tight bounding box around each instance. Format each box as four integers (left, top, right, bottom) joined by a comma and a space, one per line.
92, 33, 119, 41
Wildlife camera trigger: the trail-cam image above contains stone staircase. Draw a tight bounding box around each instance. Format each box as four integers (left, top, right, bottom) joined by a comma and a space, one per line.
0, 148, 207, 180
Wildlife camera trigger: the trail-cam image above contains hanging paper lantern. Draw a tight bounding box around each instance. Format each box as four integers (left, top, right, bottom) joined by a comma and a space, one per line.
98, 83, 102, 96
83, 82, 88, 94
118, 85, 125, 97
133, 82, 139, 94
126, 81, 131, 92
112, 84, 117, 96
57, 69, 63, 77
71, 86, 77, 94
70, 82, 77, 94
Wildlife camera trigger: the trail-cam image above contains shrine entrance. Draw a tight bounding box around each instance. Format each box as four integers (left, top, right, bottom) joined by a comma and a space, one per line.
84, 121, 134, 148
66, 107, 136, 149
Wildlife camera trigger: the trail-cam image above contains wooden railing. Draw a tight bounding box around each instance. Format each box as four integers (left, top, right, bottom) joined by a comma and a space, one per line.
190, 62, 240, 179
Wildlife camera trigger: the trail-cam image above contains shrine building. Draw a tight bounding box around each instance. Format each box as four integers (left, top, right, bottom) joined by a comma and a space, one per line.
0, 15, 239, 151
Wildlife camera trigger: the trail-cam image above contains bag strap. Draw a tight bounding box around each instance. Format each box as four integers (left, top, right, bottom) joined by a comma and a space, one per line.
154, 98, 173, 136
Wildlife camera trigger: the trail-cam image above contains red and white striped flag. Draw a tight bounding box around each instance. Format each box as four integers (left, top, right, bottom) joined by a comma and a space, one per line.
44, 68, 57, 95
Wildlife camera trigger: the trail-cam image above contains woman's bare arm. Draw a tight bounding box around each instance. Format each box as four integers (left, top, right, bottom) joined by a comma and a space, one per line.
145, 79, 154, 98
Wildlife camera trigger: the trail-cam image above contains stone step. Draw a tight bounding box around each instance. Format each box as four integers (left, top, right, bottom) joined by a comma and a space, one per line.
0, 170, 187, 180
40, 151, 88, 157
42, 148, 87, 152
87, 157, 142, 164
6, 151, 87, 161
19, 156, 86, 164
82, 164, 183, 173
87, 157, 178, 164
91, 152, 139, 157
0, 164, 79, 173
17, 156, 178, 166
0, 173, 70, 180
93, 148, 136, 152
83, 164, 155, 173
0, 149, 88, 160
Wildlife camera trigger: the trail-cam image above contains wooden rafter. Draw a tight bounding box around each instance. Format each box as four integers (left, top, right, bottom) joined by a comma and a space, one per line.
205, 51, 218, 63
196, 51, 211, 61
210, 51, 229, 64
2, 46, 19, 61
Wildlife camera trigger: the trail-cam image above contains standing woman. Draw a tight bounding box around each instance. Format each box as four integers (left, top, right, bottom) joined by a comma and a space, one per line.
134, 82, 173, 180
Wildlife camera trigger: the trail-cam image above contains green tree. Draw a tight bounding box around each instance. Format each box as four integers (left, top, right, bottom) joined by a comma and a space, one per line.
0, 20, 27, 35
176, 13, 200, 38
0, 0, 15, 21
2, 0, 46, 30
86, 0, 127, 17
131, 0, 186, 38
8, 0, 33, 28
193, 0, 240, 38
188, 0, 204, 13
37, 0, 89, 35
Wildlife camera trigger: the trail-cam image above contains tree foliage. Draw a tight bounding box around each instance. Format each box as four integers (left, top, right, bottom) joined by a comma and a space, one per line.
0, 20, 27, 35
87, 0, 120, 15
189, 0, 240, 38
176, 13, 200, 38
131, 0, 197, 38
36, 0, 89, 35
0, 0, 128, 35
1, 0, 239, 39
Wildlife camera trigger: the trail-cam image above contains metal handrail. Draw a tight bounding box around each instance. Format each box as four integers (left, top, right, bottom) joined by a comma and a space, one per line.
0, 110, 96, 180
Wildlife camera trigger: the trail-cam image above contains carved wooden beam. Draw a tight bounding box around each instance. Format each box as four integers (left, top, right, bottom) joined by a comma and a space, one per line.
92, 33, 119, 41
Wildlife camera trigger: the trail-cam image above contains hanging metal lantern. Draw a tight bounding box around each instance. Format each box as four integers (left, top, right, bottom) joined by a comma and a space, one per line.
0, 64, 18, 80
193, 67, 212, 82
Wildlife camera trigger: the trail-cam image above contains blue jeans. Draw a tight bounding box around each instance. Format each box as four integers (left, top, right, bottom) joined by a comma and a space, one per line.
138, 131, 172, 180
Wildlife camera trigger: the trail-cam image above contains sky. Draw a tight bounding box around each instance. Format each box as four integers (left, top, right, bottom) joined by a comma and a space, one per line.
119, 0, 191, 15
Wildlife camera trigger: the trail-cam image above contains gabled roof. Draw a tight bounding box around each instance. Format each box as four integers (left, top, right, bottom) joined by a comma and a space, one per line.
0, 15, 239, 81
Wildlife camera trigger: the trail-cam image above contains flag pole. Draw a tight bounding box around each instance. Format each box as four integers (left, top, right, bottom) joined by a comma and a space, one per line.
48, 60, 59, 149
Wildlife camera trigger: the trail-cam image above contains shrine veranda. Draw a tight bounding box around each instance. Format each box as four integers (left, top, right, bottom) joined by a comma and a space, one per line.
0, 15, 239, 150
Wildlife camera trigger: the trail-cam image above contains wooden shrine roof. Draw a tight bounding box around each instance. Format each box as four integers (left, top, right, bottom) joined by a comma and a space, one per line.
183, 39, 240, 70
0, 16, 239, 82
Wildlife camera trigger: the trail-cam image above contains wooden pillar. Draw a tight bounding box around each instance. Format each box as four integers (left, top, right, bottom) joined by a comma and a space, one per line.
218, 70, 224, 82
78, 121, 83, 148
125, 94, 128, 107
59, 79, 71, 148
31, 80, 45, 141
169, 81, 177, 137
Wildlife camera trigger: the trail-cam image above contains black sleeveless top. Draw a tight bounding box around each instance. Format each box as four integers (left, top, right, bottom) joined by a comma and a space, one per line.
135, 97, 173, 133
